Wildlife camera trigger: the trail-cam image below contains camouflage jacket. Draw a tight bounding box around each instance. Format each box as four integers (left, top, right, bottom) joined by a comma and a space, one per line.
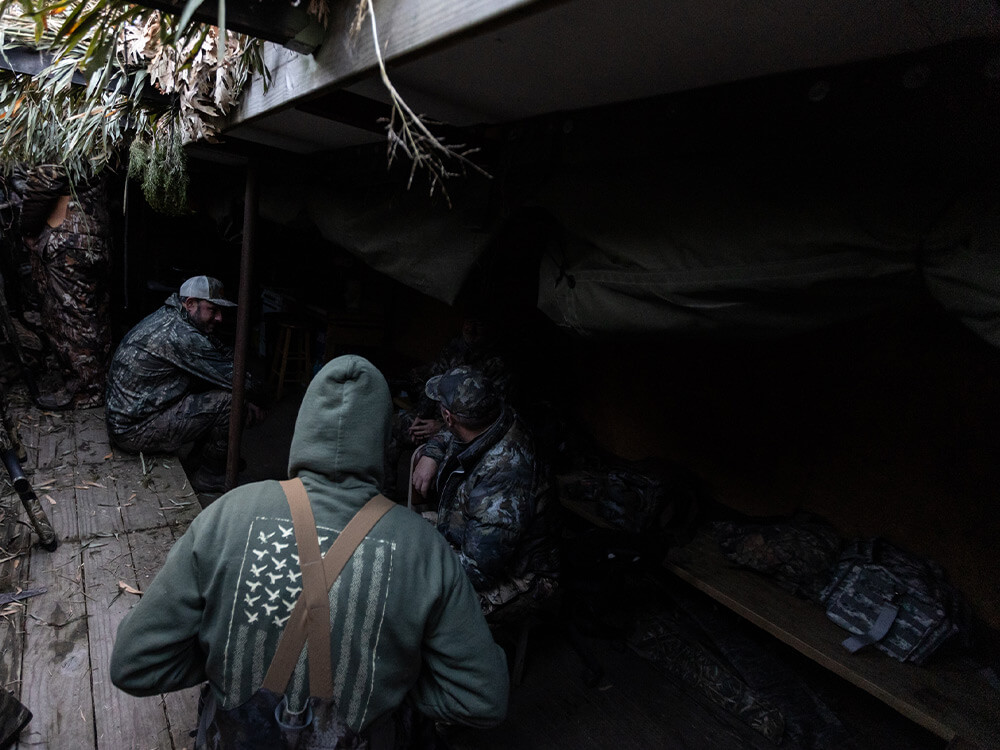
422, 408, 557, 591
105, 294, 251, 434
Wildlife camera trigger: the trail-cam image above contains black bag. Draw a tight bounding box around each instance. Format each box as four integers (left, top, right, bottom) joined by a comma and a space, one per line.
819, 538, 964, 664
0, 687, 31, 750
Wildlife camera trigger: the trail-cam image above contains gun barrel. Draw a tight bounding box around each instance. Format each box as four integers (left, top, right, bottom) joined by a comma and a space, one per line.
1, 447, 58, 552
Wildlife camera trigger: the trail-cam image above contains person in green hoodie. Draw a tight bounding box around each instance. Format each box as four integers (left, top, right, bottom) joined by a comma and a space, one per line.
110, 355, 509, 748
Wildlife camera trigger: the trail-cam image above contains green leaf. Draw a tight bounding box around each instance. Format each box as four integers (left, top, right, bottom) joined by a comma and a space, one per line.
53, 1, 87, 41
216, 0, 225, 55
58, 3, 108, 57
175, 0, 208, 38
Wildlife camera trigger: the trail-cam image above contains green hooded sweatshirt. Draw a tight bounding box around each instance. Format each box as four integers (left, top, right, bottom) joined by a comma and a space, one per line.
110, 355, 509, 733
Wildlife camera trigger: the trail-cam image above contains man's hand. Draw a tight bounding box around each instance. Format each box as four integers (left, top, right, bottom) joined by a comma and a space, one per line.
411, 455, 439, 497
408, 417, 444, 444
246, 403, 265, 427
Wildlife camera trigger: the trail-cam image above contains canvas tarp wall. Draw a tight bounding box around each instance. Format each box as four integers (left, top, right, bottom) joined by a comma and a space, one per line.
535, 164, 1000, 346
254, 156, 1000, 346
257, 171, 496, 305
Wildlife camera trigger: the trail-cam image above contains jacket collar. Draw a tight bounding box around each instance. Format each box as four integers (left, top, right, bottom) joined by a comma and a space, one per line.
451, 406, 514, 471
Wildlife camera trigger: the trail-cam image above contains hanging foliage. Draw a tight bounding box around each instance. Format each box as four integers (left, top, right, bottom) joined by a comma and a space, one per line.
128, 121, 188, 215
0, 0, 268, 208
0, 0, 484, 212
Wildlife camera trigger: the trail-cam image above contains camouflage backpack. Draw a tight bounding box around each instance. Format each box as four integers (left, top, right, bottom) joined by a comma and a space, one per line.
819, 538, 964, 665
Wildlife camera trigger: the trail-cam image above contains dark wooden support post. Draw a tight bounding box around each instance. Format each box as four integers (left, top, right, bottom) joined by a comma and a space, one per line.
227, 160, 257, 491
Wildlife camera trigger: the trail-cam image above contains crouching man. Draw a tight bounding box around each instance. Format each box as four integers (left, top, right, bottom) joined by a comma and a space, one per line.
104, 275, 263, 492
110, 356, 508, 748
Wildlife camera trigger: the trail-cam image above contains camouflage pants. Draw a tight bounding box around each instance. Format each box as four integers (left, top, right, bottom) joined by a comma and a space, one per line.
110, 390, 231, 469
28, 219, 111, 408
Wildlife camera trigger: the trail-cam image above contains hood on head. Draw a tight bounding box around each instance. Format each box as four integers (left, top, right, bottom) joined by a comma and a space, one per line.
288, 355, 392, 488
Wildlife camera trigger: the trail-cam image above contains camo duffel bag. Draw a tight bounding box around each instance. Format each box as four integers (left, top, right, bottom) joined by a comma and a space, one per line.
819, 538, 964, 665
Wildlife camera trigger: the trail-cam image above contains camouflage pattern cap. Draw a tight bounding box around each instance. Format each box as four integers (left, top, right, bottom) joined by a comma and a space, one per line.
425, 366, 500, 421
179, 275, 237, 307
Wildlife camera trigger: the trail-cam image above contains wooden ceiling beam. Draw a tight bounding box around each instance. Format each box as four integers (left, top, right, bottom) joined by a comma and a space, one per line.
223, 0, 549, 129
133, 0, 324, 53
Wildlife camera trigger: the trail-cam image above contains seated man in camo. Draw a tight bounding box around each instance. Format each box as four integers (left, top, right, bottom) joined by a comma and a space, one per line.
104, 275, 263, 492
411, 366, 559, 622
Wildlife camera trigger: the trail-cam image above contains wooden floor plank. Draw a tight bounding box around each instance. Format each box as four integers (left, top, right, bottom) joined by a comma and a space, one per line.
6, 395, 203, 750
130, 495, 202, 749
162, 688, 200, 749
111, 460, 170, 533
74, 465, 124, 540
84, 530, 172, 750
27, 411, 75, 470
17, 540, 94, 749
73, 408, 113, 466
145, 456, 200, 532
130, 528, 200, 750
111, 456, 197, 534
128, 524, 201, 749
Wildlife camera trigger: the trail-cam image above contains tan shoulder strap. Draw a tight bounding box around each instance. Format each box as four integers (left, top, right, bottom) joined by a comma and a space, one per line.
262, 479, 394, 698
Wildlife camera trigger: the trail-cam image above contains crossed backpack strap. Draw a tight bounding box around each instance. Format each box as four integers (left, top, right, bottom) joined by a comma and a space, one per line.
262, 478, 394, 699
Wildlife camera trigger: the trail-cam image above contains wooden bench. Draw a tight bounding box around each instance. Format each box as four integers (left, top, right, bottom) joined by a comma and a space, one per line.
664, 531, 1000, 749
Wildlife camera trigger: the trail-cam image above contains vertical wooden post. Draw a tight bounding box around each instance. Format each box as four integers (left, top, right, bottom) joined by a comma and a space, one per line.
227, 160, 257, 491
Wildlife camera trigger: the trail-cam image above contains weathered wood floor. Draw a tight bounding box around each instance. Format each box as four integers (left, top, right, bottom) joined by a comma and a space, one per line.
1, 400, 201, 749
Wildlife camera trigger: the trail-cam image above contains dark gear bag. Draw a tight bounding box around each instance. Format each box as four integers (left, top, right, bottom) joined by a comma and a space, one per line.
714, 514, 842, 602
819, 538, 964, 664
195, 479, 394, 749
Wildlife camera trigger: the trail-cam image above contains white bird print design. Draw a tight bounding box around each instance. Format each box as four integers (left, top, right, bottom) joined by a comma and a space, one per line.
266, 587, 281, 602
267, 571, 283, 585
252, 549, 267, 561
286, 586, 302, 598
287, 570, 301, 583
271, 557, 288, 571
250, 564, 266, 577
274, 614, 290, 627
279, 525, 293, 538
245, 611, 259, 624
246, 580, 262, 592
258, 531, 274, 544
262, 603, 278, 616
272, 541, 289, 553
244, 593, 261, 607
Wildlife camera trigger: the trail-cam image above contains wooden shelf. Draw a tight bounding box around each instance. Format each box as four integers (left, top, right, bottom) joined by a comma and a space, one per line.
664, 532, 1000, 749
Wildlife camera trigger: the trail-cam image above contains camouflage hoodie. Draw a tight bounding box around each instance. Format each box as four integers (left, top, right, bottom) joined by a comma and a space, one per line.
105, 293, 248, 435
110, 355, 508, 732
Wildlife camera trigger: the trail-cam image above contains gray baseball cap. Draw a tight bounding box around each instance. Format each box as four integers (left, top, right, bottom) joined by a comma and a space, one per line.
179, 275, 237, 307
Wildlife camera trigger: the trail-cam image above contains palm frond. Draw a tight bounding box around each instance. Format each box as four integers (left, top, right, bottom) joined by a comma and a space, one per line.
0, 0, 267, 205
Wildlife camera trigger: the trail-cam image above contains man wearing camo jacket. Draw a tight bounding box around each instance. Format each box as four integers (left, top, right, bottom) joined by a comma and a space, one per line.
105, 275, 263, 492
411, 365, 559, 622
